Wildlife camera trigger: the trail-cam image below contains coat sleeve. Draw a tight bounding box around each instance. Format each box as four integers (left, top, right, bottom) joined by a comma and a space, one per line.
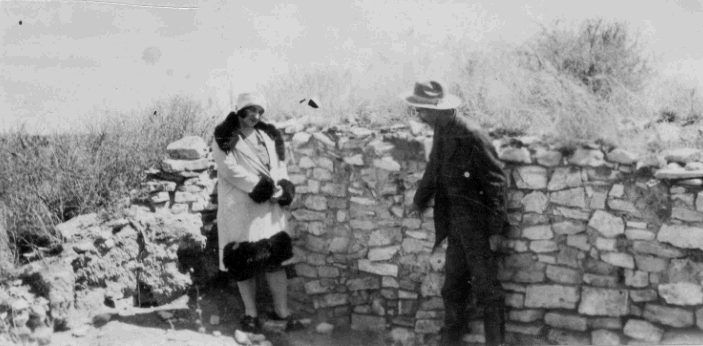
413, 136, 439, 210
212, 142, 260, 193
472, 132, 508, 236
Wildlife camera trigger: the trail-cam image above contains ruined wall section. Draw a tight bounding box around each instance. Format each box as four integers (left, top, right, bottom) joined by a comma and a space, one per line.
142, 127, 703, 345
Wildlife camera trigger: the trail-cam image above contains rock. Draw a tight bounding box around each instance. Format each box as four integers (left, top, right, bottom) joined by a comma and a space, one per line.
505, 322, 543, 335
420, 273, 444, 296
521, 192, 549, 213
512, 166, 548, 190
607, 199, 643, 217
632, 240, 685, 258
643, 304, 694, 327
658, 282, 703, 305
548, 167, 584, 191
607, 148, 638, 164
55, 213, 99, 240
358, 260, 398, 277
544, 312, 587, 331
352, 314, 386, 331
373, 158, 401, 171
568, 148, 604, 167
658, 224, 703, 250
665, 148, 702, 163
671, 207, 703, 222
509, 309, 544, 323
312, 293, 348, 308
546, 329, 591, 345
600, 252, 634, 269
550, 188, 586, 208
661, 329, 703, 345
592, 329, 621, 345
578, 287, 629, 316
534, 148, 563, 166
546, 265, 581, 284
234, 329, 251, 345
624, 269, 649, 288
498, 147, 532, 163
522, 225, 553, 240
32, 325, 53, 345
166, 136, 208, 160
624, 319, 663, 343
72, 241, 95, 254
72, 325, 90, 337
630, 289, 658, 303
161, 158, 209, 173
21, 261, 75, 329
588, 210, 624, 238
654, 168, 703, 180
315, 322, 335, 334
343, 154, 364, 166
552, 221, 586, 235
524, 284, 579, 309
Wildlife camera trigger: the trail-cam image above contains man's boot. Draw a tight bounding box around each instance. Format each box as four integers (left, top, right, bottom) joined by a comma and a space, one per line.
483, 300, 505, 346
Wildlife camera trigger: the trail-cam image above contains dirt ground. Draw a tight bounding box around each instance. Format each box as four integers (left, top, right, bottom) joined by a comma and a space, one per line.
47, 282, 391, 346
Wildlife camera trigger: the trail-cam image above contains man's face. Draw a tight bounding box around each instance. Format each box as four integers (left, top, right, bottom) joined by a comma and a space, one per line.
410, 107, 436, 125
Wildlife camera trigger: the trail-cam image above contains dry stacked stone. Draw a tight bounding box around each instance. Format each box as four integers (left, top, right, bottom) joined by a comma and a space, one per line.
150, 128, 703, 345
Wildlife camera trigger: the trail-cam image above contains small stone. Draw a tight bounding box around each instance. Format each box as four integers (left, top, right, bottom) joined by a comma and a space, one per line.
315, 322, 334, 334
624, 319, 663, 343
643, 303, 694, 327
578, 287, 629, 316
512, 166, 548, 189
600, 252, 634, 269
607, 148, 638, 164
166, 136, 208, 160
592, 329, 621, 345
72, 325, 90, 337
588, 210, 625, 237
658, 282, 703, 305
209, 315, 219, 325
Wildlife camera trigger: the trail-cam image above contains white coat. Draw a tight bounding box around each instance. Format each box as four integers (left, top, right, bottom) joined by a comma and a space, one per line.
212, 130, 290, 271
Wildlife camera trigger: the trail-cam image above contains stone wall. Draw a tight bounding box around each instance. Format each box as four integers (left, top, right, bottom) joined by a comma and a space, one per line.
145, 125, 703, 345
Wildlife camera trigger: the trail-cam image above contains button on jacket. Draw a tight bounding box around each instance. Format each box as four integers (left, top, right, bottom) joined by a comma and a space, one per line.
413, 113, 508, 249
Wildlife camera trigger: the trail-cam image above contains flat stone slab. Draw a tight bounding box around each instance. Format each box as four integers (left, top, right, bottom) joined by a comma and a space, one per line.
661, 328, 703, 345
654, 168, 703, 180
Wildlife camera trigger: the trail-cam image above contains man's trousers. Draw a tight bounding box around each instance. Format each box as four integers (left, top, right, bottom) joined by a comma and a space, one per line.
441, 221, 505, 346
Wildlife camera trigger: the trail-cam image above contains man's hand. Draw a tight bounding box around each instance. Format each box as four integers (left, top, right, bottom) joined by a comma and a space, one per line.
407, 203, 425, 218
270, 185, 283, 203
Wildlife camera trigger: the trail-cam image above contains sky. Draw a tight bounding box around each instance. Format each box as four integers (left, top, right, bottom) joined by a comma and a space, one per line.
2, 0, 703, 134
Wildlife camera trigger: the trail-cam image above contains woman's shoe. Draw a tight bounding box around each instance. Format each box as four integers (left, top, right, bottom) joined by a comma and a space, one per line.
269, 312, 305, 332
239, 315, 262, 333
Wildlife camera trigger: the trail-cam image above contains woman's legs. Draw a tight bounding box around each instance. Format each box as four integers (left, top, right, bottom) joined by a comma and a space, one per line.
237, 278, 258, 317
265, 269, 290, 318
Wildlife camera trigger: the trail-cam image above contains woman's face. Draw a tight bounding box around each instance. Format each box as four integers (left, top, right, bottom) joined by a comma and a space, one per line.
240, 106, 264, 129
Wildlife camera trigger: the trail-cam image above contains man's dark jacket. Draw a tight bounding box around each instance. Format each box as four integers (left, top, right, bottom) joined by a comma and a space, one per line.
413, 113, 508, 249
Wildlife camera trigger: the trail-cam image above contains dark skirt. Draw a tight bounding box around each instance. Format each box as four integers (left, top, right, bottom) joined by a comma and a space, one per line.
222, 231, 293, 282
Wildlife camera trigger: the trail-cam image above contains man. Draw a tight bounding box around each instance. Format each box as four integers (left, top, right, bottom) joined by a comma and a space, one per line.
400, 80, 508, 346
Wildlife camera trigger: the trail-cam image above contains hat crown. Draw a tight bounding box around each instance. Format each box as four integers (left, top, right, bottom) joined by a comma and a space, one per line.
235, 92, 267, 112
413, 81, 445, 102
399, 79, 461, 109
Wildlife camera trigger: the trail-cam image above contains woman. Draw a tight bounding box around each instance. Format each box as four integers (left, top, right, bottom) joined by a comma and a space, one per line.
212, 92, 300, 333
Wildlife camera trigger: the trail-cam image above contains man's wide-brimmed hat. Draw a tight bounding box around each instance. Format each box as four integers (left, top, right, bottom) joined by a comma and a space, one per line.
399, 80, 461, 110
235, 92, 267, 112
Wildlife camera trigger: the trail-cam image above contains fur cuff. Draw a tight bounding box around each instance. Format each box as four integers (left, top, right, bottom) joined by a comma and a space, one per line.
222, 231, 293, 282
249, 175, 275, 203
276, 179, 295, 207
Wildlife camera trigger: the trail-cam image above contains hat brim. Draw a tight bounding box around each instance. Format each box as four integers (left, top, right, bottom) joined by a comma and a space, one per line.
399, 90, 462, 110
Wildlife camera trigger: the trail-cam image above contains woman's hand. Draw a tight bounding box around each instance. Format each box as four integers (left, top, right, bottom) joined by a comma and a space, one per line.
270, 185, 283, 202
